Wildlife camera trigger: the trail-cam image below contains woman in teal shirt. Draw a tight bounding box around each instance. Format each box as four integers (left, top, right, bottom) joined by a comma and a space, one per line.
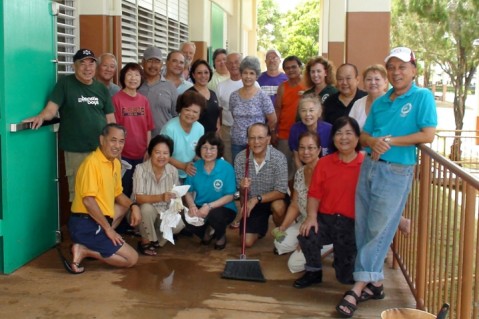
183, 132, 237, 250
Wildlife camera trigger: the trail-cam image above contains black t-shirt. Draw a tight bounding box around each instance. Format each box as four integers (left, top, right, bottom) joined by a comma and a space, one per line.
188, 87, 221, 133
323, 89, 367, 125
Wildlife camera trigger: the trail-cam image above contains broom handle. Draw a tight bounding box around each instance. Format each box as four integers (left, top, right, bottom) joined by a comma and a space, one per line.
241, 145, 250, 258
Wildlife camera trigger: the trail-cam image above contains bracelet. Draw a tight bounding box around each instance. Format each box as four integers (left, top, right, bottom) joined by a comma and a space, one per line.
206, 203, 213, 210
129, 202, 139, 209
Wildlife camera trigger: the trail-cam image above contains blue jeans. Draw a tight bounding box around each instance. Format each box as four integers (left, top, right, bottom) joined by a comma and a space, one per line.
231, 144, 246, 163
353, 156, 414, 282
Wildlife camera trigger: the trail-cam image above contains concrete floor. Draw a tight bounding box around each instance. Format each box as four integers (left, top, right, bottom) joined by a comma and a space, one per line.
0, 224, 415, 319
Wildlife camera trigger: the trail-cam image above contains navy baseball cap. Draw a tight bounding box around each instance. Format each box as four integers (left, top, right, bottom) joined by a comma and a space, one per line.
73, 49, 97, 62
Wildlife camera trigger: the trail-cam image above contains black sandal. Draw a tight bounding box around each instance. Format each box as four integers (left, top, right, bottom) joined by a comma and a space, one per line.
56, 245, 85, 274
137, 242, 157, 256
336, 290, 359, 318
358, 283, 385, 302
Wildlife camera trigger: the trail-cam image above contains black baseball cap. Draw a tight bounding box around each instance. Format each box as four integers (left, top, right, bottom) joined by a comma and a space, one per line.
73, 49, 97, 62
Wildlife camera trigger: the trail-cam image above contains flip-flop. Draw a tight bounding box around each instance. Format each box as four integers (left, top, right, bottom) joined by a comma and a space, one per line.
62, 259, 85, 275
56, 245, 85, 275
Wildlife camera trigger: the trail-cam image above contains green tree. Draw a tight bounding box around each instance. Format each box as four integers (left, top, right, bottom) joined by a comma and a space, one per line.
392, 0, 479, 160
278, 0, 320, 62
256, 0, 283, 52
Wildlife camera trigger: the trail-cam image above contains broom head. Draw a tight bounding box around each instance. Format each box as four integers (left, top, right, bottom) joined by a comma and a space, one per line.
221, 258, 266, 282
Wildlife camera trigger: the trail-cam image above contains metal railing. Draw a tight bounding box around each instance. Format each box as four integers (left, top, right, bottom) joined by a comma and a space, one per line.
432, 130, 479, 178
391, 144, 479, 319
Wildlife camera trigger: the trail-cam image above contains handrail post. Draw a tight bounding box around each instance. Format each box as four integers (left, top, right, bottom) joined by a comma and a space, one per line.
460, 183, 476, 318
416, 148, 431, 310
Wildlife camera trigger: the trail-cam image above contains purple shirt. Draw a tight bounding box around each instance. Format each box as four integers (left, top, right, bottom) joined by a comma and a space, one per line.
258, 71, 288, 105
288, 120, 333, 156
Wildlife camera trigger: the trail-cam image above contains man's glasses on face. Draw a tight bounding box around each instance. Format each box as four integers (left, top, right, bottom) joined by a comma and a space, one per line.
248, 136, 268, 142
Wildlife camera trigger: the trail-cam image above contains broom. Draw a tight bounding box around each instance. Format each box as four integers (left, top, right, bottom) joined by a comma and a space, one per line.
221, 145, 266, 282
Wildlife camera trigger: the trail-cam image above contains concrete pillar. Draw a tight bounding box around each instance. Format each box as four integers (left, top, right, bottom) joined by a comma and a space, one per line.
320, 0, 346, 63
189, 0, 211, 44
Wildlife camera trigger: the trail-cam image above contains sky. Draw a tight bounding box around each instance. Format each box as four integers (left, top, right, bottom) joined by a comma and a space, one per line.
274, 0, 302, 13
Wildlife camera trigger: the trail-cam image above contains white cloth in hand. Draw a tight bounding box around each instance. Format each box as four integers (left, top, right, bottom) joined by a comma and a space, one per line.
158, 184, 190, 244
184, 208, 205, 227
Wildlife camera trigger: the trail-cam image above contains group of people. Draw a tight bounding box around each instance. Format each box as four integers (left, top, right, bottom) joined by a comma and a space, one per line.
25, 43, 437, 318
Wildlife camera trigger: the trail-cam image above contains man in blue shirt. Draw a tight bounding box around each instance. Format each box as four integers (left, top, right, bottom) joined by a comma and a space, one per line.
336, 47, 437, 317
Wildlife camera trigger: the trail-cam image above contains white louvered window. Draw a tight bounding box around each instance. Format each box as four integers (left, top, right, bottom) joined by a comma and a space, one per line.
121, 0, 189, 66
53, 0, 77, 76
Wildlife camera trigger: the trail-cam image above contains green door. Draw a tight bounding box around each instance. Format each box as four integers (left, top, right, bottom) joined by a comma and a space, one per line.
0, 0, 58, 274
210, 2, 225, 64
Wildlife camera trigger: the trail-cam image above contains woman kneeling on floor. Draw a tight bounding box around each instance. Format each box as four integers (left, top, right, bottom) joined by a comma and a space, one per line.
132, 134, 184, 255
183, 132, 237, 250
272, 131, 321, 272
293, 116, 363, 288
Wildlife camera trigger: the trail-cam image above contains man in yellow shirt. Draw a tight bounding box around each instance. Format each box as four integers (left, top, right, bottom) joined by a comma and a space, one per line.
63, 123, 141, 274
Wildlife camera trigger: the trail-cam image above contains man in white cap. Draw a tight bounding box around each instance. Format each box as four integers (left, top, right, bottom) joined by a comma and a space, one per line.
24, 48, 116, 202
138, 46, 178, 136
258, 49, 287, 105
336, 47, 437, 317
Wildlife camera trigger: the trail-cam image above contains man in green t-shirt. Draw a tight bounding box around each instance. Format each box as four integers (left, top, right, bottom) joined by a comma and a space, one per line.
24, 48, 116, 201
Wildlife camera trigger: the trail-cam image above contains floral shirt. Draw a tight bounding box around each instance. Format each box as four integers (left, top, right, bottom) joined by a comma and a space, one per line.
230, 89, 274, 145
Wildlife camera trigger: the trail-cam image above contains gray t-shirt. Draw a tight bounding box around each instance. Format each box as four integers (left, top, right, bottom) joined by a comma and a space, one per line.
138, 77, 178, 136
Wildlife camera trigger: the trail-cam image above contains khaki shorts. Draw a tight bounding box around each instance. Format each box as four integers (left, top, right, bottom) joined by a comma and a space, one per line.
64, 151, 90, 202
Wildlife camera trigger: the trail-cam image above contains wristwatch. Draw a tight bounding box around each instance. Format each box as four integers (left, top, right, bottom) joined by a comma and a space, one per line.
383, 137, 391, 145
256, 195, 263, 203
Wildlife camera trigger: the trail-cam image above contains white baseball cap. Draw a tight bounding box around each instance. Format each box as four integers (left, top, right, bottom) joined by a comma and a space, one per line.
384, 47, 416, 66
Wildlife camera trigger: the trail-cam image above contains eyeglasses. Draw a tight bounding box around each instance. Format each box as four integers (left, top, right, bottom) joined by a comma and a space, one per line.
201, 146, 218, 152
247, 136, 268, 142
298, 146, 319, 152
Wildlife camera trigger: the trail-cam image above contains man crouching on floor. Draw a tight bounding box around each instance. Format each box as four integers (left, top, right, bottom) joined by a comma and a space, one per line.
62, 123, 141, 274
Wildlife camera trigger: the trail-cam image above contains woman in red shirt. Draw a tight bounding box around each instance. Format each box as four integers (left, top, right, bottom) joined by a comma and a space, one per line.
292, 116, 363, 289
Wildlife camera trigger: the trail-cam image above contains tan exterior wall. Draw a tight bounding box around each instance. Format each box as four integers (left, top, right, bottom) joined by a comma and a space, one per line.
79, 16, 122, 67
346, 11, 390, 86
321, 0, 391, 87
77, 0, 122, 67
328, 42, 345, 68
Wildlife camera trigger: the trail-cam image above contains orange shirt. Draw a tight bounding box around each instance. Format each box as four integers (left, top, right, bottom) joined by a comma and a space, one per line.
277, 81, 305, 139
